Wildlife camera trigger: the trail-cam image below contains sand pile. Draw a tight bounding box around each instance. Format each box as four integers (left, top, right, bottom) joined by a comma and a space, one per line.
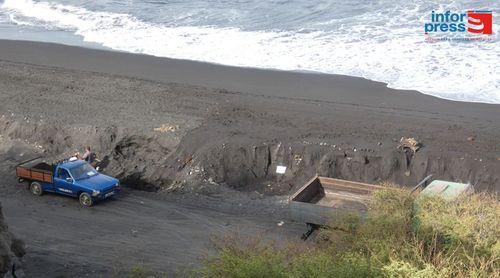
161, 132, 498, 195
2, 103, 497, 195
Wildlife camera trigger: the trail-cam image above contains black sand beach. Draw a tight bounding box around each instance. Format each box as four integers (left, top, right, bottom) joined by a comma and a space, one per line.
0, 39, 499, 276
1, 40, 499, 123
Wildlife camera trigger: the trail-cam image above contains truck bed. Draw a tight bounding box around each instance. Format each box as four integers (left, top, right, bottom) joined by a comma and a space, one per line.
16, 157, 54, 183
290, 176, 385, 225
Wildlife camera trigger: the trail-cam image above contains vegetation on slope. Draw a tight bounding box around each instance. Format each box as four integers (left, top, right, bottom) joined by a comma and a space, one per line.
198, 187, 499, 277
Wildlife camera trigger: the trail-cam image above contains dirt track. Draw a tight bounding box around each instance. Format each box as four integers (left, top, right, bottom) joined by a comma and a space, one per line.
1, 151, 301, 277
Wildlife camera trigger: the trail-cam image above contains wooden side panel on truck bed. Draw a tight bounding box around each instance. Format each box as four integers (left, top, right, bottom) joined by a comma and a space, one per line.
16, 157, 54, 183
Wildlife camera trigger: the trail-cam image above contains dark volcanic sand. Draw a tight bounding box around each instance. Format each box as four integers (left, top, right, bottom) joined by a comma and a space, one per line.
0, 39, 499, 276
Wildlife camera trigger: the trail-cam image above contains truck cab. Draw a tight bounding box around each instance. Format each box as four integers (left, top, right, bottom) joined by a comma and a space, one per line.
16, 157, 120, 207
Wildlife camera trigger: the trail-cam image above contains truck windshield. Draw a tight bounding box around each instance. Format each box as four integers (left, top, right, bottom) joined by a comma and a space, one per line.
70, 163, 98, 180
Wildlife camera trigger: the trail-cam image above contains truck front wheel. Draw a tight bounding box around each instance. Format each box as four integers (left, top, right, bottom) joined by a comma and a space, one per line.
29, 182, 43, 196
79, 192, 93, 207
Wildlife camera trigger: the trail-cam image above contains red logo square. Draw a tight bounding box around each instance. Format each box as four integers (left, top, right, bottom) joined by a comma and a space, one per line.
467, 11, 493, 35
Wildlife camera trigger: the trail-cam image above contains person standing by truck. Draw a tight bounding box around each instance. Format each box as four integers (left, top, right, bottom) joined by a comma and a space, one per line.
75, 146, 96, 164
81, 146, 93, 163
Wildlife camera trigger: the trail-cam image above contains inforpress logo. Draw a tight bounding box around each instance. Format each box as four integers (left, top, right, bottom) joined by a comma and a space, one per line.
424, 10, 493, 35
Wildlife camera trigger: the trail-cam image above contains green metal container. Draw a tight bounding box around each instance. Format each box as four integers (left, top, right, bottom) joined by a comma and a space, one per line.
420, 180, 472, 200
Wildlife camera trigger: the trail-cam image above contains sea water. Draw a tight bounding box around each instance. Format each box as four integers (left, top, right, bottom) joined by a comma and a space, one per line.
0, 0, 498, 103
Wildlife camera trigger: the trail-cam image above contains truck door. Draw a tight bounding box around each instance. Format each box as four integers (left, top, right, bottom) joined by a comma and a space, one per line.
53, 168, 76, 196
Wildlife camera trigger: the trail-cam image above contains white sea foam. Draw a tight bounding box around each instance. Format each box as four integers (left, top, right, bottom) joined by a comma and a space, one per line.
1, 0, 499, 103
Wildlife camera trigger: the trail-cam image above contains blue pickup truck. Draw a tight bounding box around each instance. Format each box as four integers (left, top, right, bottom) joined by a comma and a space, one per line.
16, 157, 120, 207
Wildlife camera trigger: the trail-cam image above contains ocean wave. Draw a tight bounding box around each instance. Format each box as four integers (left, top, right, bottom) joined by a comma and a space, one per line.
1, 0, 499, 103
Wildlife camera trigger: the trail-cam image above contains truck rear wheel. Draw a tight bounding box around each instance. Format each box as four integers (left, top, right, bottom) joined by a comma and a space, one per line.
79, 192, 93, 207
29, 182, 43, 196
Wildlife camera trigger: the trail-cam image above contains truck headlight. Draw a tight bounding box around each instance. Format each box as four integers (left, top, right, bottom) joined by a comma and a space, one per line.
92, 190, 100, 197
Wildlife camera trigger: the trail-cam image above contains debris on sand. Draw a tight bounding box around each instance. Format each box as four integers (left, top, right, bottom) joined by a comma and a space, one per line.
153, 124, 179, 133
277, 221, 284, 226
398, 137, 421, 152
467, 136, 475, 142
131, 229, 138, 237
293, 154, 302, 165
